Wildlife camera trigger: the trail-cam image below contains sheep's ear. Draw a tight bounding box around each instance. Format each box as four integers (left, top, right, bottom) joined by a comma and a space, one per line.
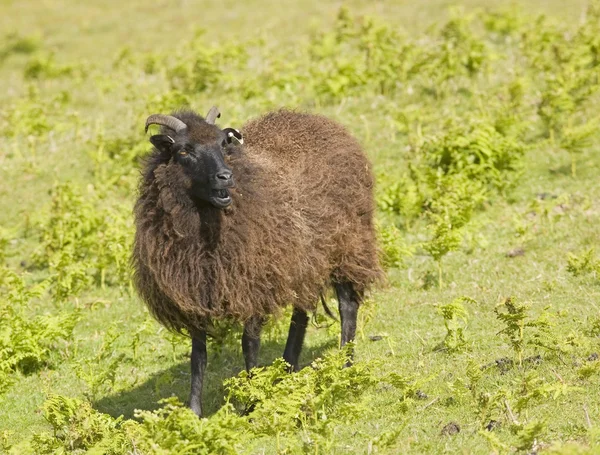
223, 128, 243, 145
150, 134, 175, 152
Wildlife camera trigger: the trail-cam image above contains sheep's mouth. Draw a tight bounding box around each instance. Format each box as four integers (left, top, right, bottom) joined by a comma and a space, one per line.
210, 189, 232, 208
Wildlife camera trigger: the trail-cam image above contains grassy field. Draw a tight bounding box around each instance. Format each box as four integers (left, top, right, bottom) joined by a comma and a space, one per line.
2, 0, 600, 453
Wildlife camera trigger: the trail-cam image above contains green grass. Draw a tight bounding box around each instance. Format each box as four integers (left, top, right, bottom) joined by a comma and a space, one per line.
2, 0, 600, 453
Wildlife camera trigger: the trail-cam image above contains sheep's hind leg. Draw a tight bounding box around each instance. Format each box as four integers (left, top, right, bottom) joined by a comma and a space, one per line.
335, 281, 360, 366
283, 307, 309, 371
242, 316, 263, 371
190, 330, 207, 417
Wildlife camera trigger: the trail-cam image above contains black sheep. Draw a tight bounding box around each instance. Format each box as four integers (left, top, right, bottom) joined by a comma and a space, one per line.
132, 106, 381, 416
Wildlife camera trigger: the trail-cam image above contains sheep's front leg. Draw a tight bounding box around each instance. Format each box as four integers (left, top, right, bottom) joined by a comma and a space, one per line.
242, 316, 263, 371
283, 307, 309, 371
190, 330, 207, 417
335, 282, 359, 365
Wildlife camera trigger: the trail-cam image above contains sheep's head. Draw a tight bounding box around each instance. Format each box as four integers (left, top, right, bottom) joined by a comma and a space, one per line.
145, 106, 243, 209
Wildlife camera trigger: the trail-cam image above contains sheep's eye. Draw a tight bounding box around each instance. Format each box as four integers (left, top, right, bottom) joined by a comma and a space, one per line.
179, 150, 188, 157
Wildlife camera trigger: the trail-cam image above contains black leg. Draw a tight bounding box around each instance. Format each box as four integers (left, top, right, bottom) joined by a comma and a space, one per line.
242, 316, 263, 371
335, 282, 360, 365
189, 330, 207, 417
283, 308, 309, 371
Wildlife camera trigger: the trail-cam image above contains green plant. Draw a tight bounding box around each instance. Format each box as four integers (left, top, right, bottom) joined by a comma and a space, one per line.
165, 29, 248, 94
49, 249, 91, 302
32, 182, 133, 292
133, 398, 246, 455
494, 297, 555, 365
24, 53, 86, 80
513, 371, 579, 415
421, 174, 485, 287
560, 118, 599, 177
567, 248, 600, 277
514, 419, 546, 452
376, 174, 422, 224
0, 228, 10, 265
0, 32, 40, 61
0, 267, 79, 390
30, 395, 132, 454
377, 223, 413, 269
436, 297, 473, 353
225, 348, 377, 436
0, 86, 68, 138
75, 327, 126, 400
20, 350, 397, 453
420, 121, 526, 194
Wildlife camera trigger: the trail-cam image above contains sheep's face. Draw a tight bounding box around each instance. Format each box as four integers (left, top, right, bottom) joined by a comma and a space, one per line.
150, 130, 240, 209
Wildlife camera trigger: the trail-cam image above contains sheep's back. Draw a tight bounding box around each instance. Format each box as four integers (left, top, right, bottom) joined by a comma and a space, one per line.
242, 110, 373, 211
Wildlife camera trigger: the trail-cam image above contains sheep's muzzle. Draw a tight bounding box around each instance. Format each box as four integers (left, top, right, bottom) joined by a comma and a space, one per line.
211, 188, 232, 208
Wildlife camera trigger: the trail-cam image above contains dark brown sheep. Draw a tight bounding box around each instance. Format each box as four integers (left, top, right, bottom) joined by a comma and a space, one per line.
132, 107, 381, 416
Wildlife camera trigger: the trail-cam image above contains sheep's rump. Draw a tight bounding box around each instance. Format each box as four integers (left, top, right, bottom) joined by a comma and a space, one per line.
133, 109, 381, 333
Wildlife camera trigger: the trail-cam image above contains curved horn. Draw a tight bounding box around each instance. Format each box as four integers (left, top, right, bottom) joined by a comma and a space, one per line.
205, 106, 221, 124
145, 114, 187, 133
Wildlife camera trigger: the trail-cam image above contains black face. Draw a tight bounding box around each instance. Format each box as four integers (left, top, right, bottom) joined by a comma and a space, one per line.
151, 134, 235, 209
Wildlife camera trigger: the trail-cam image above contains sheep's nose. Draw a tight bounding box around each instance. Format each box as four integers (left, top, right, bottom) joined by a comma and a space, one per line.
215, 171, 234, 187
216, 171, 233, 182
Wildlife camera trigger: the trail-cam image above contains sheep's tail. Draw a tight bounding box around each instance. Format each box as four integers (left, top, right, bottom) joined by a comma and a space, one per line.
320, 293, 338, 321
311, 293, 338, 329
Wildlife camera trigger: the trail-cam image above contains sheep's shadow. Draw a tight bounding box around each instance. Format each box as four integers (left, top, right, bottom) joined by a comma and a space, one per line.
94, 337, 337, 420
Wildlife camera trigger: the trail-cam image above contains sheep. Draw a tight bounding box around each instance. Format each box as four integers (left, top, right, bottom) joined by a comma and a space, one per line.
132, 106, 382, 416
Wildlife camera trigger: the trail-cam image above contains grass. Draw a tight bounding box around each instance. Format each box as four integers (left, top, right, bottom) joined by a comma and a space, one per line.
2, 0, 600, 453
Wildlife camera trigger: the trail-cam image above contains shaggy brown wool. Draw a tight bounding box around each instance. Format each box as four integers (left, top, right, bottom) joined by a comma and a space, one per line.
133, 109, 382, 333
